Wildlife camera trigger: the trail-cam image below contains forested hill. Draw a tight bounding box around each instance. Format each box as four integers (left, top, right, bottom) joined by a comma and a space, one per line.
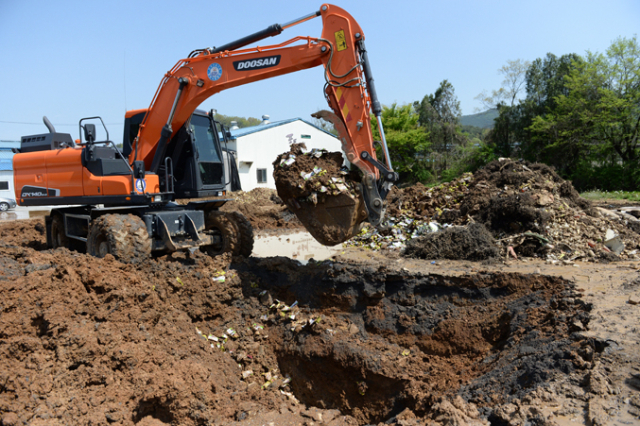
460, 109, 498, 128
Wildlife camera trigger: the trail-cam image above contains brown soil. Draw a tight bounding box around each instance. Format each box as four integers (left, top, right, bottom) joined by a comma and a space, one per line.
2, 164, 640, 426
178, 188, 303, 232
4, 217, 638, 426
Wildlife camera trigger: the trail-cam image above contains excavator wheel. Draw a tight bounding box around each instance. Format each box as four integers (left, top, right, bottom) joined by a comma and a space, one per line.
226, 211, 254, 258
204, 210, 254, 257
50, 214, 69, 249
203, 211, 239, 257
87, 214, 151, 264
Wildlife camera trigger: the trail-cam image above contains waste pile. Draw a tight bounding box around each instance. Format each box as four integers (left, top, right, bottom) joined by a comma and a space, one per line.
347, 159, 640, 262
273, 144, 367, 246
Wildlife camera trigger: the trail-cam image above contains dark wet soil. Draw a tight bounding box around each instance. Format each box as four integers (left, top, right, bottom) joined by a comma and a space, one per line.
403, 223, 500, 261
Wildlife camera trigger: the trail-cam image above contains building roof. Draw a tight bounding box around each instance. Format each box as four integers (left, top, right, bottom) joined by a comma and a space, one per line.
0, 151, 14, 171
0, 141, 20, 149
228, 118, 336, 139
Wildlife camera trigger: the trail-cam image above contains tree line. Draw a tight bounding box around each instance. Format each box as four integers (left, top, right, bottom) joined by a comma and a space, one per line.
374, 36, 640, 191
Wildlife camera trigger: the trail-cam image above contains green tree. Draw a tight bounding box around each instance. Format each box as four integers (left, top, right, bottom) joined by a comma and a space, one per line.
519, 53, 582, 162
414, 80, 464, 176
529, 36, 640, 188
371, 103, 431, 183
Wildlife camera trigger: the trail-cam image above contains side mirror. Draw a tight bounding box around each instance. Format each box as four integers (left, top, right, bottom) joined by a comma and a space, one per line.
84, 124, 96, 143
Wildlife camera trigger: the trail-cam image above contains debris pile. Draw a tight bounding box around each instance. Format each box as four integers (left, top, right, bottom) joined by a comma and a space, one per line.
273, 144, 367, 246
348, 159, 640, 261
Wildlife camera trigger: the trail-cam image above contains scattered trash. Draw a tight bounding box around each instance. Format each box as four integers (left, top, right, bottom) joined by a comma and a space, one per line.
604, 230, 624, 255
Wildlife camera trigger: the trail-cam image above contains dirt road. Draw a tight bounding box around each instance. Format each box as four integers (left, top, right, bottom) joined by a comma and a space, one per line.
0, 216, 638, 425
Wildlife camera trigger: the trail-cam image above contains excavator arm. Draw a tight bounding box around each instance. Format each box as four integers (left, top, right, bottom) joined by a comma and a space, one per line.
132, 3, 397, 227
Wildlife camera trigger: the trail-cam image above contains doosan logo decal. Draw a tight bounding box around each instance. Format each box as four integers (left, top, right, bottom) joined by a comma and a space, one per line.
233, 55, 281, 71
20, 185, 60, 197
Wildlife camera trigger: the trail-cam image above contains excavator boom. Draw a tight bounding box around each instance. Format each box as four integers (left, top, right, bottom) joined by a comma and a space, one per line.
132, 4, 396, 228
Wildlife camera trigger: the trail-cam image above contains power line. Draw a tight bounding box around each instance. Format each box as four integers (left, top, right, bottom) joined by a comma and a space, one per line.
0, 120, 123, 126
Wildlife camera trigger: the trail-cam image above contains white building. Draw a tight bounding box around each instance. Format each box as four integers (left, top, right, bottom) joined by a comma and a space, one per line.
225, 116, 342, 191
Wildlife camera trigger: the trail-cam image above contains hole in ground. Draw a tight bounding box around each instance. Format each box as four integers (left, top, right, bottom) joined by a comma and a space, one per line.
238, 257, 592, 424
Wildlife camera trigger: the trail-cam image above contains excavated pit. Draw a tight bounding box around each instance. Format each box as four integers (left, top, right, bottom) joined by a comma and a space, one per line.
236, 257, 593, 424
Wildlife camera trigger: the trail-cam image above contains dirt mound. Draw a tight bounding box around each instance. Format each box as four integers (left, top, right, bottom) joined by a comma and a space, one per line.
219, 187, 302, 231
273, 144, 367, 245
0, 219, 599, 425
178, 188, 302, 232
403, 223, 500, 261
350, 159, 640, 262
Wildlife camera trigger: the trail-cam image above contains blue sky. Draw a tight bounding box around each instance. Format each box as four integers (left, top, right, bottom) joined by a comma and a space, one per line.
1, 0, 638, 141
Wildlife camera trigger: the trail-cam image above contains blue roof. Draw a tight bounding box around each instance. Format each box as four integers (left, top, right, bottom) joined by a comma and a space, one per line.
0, 141, 20, 149
0, 150, 15, 171
228, 118, 336, 139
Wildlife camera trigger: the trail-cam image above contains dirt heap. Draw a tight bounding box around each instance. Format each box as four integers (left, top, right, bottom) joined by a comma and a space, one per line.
219, 187, 302, 231
403, 223, 500, 261
178, 188, 302, 232
0, 218, 601, 425
349, 159, 640, 261
273, 144, 367, 245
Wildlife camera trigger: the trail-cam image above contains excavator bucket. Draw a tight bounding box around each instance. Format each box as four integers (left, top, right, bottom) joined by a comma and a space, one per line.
273, 137, 370, 246
283, 190, 368, 246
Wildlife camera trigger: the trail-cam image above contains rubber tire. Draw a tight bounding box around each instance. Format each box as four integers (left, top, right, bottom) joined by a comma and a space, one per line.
87, 214, 151, 264
51, 215, 69, 249
226, 211, 254, 257
0, 202, 9, 212
204, 211, 239, 257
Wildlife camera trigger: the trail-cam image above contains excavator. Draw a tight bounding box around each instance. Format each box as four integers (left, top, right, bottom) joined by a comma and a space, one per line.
13, 4, 398, 263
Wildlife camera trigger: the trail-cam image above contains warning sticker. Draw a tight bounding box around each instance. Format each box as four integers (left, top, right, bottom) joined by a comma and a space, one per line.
334, 30, 347, 51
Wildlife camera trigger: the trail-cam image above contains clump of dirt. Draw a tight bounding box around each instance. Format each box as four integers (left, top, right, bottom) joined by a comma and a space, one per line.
0, 218, 599, 425
273, 144, 367, 246
403, 223, 500, 261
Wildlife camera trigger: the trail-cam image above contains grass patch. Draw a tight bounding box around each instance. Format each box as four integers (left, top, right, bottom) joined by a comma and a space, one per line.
581, 190, 640, 202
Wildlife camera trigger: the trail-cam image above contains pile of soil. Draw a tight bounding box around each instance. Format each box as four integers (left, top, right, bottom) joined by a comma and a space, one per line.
178, 188, 302, 232
351, 159, 640, 261
0, 218, 599, 425
219, 188, 302, 231
403, 223, 500, 261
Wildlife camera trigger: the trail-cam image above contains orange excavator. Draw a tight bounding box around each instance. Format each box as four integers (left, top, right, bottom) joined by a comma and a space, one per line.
13, 4, 397, 262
